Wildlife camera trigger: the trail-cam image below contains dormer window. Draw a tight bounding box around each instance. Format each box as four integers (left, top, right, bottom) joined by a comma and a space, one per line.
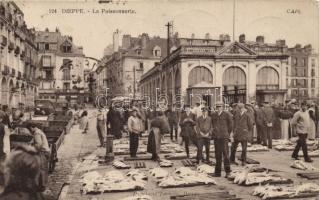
61, 40, 72, 53
153, 46, 161, 57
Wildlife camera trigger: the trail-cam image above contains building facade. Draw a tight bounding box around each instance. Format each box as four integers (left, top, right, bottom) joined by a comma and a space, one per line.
0, 1, 39, 109
100, 31, 167, 98
140, 34, 289, 107
36, 28, 87, 104
287, 44, 319, 101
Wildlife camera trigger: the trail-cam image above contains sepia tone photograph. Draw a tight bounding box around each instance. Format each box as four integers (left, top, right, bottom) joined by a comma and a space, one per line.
0, 0, 318, 199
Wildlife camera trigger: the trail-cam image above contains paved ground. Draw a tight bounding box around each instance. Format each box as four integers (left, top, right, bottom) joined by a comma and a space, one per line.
47, 109, 100, 200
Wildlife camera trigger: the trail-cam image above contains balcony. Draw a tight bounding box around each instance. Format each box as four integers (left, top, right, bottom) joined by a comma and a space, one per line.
256, 84, 279, 90
0, 36, 7, 48
2, 65, 10, 75
8, 42, 14, 52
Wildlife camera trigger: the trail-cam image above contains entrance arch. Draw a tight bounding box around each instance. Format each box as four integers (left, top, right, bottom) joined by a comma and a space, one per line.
188, 66, 213, 87
222, 66, 246, 104
256, 67, 279, 90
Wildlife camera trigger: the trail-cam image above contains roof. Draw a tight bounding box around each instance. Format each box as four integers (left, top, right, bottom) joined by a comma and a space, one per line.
35, 31, 60, 43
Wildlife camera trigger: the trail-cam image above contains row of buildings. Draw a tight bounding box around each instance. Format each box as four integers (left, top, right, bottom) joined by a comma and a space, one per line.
96, 31, 318, 107
0, 1, 89, 109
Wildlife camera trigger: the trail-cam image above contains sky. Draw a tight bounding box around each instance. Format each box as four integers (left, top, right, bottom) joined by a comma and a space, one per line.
16, 0, 319, 59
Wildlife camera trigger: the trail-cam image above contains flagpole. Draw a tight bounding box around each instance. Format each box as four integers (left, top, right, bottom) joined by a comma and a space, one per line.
232, 0, 236, 42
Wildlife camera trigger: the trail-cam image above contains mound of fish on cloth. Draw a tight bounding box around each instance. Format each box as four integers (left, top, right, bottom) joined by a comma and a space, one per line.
113, 160, 131, 169
273, 139, 319, 151
80, 169, 147, 194
228, 165, 291, 186
149, 166, 216, 188
253, 183, 319, 199
290, 160, 318, 171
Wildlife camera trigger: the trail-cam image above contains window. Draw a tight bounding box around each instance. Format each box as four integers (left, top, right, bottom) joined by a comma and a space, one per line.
286, 67, 288, 76
42, 55, 51, 67
45, 43, 49, 50
62, 68, 71, 80
38, 43, 44, 50
45, 70, 53, 80
291, 79, 296, 87
311, 79, 315, 88
138, 62, 144, 71
136, 49, 141, 55
293, 57, 297, 65
286, 78, 289, 87
63, 83, 70, 90
311, 59, 315, 67
61, 41, 72, 53
153, 46, 161, 57
311, 69, 315, 77
312, 89, 315, 97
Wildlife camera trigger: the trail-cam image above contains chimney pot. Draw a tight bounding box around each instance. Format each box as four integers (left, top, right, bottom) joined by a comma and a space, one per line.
205, 33, 210, 40
239, 34, 245, 43
191, 33, 195, 39
256, 36, 264, 44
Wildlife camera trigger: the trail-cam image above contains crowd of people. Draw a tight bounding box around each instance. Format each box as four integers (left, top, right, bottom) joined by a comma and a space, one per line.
105, 99, 319, 178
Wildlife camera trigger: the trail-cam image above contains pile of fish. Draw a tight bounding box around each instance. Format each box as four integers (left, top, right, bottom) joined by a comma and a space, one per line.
156, 167, 217, 188
273, 139, 295, 151
81, 170, 146, 194
236, 144, 269, 152
228, 165, 290, 186
159, 160, 173, 167
149, 167, 169, 179
290, 160, 317, 171
197, 164, 214, 174
113, 160, 131, 169
253, 183, 319, 199
161, 143, 184, 153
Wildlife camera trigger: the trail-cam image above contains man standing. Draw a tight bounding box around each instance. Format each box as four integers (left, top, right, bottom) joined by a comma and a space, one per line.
195, 107, 212, 164
0, 113, 5, 161
166, 104, 179, 142
179, 105, 196, 158
128, 108, 142, 157
96, 109, 106, 147
230, 103, 253, 166
1, 105, 11, 129
291, 102, 313, 162
260, 102, 276, 148
192, 102, 202, 119
212, 102, 233, 177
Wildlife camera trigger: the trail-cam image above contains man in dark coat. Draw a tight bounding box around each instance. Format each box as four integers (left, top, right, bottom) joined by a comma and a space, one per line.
260, 102, 276, 148
179, 105, 196, 158
166, 104, 179, 142
230, 103, 253, 166
212, 102, 233, 177
106, 105, 123, 139
195, 107, 212, 164
254, 104, 264, 144
1, 105, 11, 129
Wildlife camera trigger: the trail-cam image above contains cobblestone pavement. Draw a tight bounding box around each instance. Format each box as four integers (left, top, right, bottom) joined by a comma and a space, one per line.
47, 109, 100, 200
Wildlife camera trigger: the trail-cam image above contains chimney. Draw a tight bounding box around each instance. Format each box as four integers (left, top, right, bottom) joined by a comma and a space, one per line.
122, 34, 131, 49
191, 33, 195, 39
205, 33, 210, 40
113, 29, 119, 52
276, 39, 286, 46
141, 33, 149, 49
239, 34, 245, 43
256, 36, 264, 44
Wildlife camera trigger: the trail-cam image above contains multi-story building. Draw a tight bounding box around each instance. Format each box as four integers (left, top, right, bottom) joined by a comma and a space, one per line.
0, 1, 39, 109
101, 31, 168, 98
287, 44, 319, 101
35, 28, 87, 104
140, 34, 290, 107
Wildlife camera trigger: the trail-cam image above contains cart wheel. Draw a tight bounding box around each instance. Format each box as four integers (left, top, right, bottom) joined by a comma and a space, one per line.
48, 144, 57, 173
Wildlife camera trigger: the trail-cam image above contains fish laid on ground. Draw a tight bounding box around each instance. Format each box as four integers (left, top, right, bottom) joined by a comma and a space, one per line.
149, 167, 169, 179
290, 160, 317, 170
245, 172, 287, 186
197, 164, 214, 174
126, 169, 148, 182
159, 160, 173, 167
309, 150, 319, 157
113, 160, 131, 169
295, 183, 319, 194
175, 167, 197, 176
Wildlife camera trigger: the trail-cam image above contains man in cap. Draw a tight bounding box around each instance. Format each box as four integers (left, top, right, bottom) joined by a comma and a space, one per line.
212, 101, 233, 177
260, 101, 276, 148
230, 102, 253, 166
127, 108, 143, 157
96, 108, 106, 147
179, 104, 196, 158
291, 102, 313, 162
0, 112, 6, 161
195, 106, 212, 164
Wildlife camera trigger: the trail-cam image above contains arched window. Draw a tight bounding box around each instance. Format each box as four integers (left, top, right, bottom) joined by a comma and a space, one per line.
257, 67, 279, 90
188, 66, 213, 87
